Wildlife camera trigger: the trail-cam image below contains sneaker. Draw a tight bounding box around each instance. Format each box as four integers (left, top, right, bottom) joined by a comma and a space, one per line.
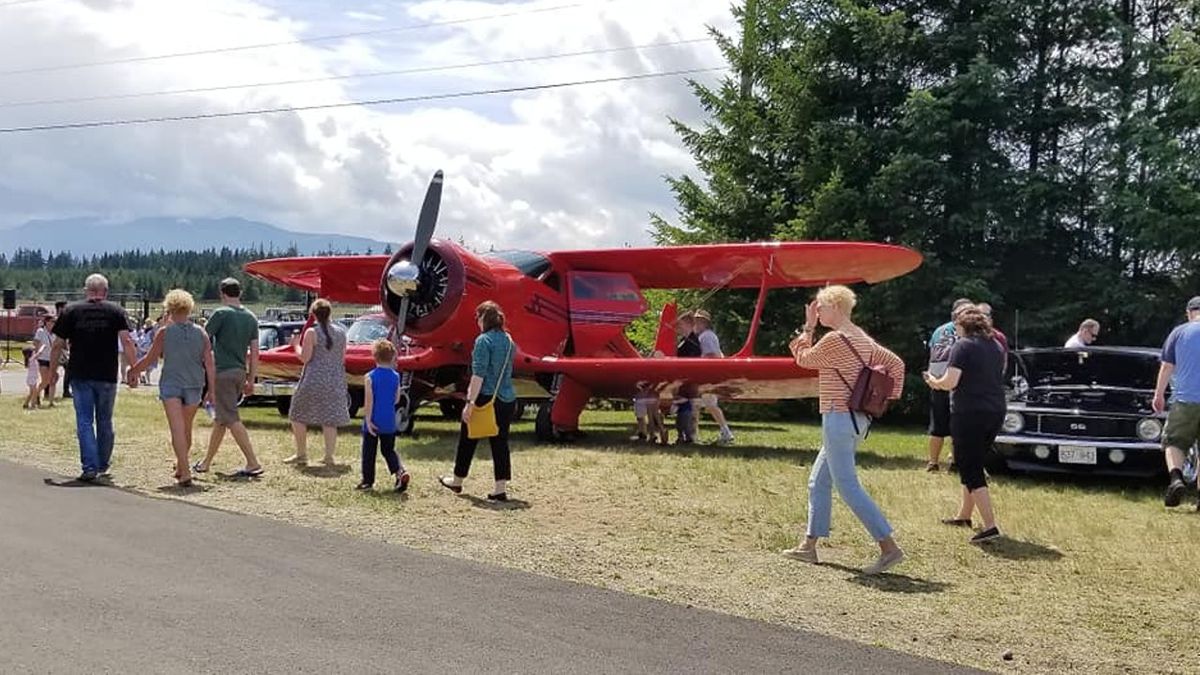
1165, 478, 1187, 507
77, 471, 97, 483
716, 435, 734, 446
395, 471, 411, 494
925, 462, 940, 473
354, 482, 373, 491
862, 548, 905, 575
782, 545, 819, 564
970, 527, 1001, 544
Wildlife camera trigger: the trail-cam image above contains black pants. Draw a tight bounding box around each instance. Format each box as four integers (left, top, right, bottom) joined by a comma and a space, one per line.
61, 368, 72, 397
361, 432, 401, 485
454, 397, 515, 481
950, 410, 1004, 491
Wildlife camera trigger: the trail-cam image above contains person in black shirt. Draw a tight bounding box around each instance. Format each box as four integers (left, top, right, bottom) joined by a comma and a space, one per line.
676, 312, 702, 357
923, 306, 1006, 544
54, 300, 71, 398
50, 274, 139, 482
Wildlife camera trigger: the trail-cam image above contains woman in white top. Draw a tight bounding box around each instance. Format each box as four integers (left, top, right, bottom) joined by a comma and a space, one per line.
34, 315, 58, 407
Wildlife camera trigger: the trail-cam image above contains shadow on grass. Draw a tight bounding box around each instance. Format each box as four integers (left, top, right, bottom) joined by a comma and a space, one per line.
821, 562, 952, 594
537, 432, 923, 471
156, 482, 212, 495
976, 537, 1064, 561
994, 469, 1164, 501
43, 477, 103, 488
579, 421, 793, 434
296, 463, 353, 477
459, 494, 532, 511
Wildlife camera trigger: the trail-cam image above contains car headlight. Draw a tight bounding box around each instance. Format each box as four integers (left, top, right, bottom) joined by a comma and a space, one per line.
1002, 412, 1025, 434
1136, 418, 1163, 442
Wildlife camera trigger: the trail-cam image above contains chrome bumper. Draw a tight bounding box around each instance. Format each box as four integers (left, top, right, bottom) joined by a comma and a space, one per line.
995, 435, 1160, 451
253, 380, 296, 397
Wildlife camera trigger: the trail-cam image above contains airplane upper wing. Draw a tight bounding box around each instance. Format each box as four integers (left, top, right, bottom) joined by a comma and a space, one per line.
545, 241, 921, 289
244, 255, 390, 304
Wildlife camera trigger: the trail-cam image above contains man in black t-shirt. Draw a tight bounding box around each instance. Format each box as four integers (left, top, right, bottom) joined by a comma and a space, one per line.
50, 274, 139, 482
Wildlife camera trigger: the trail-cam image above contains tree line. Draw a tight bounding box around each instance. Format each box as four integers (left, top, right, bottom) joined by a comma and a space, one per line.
0, 246, 380, 304
654, 0, 1200, 415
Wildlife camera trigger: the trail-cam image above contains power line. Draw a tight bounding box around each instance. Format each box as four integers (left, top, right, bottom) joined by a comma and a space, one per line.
0, 0, 616, 77
0, 67, 722, 134
0, 37, 714, 109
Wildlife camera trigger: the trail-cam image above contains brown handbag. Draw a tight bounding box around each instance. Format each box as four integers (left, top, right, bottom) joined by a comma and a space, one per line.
834, 333, 894, 419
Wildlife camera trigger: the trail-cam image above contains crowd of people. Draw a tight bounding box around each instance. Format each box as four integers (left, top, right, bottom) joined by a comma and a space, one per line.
15, 269, 1200, 575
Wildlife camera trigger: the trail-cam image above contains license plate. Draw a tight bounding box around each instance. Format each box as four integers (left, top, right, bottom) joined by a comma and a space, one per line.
1059, 445, 1097, 465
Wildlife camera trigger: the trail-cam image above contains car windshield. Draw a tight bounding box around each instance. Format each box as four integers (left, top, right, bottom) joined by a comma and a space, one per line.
258, 327, 280, 350
346, 317, 390, 344
1015, 350, 1160, 391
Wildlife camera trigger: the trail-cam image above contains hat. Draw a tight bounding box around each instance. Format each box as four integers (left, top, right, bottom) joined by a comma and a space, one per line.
1188, 296, 1200, 312
693, 310, 712, 322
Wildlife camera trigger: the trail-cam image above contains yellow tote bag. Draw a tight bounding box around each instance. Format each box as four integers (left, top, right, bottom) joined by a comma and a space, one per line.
466, 336, 512, 440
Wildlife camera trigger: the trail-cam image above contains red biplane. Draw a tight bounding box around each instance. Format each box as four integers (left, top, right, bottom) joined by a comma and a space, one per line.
246, 172, 922, 440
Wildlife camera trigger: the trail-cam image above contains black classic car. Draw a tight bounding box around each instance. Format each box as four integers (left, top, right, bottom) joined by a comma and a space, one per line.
994, 346, 1197, 479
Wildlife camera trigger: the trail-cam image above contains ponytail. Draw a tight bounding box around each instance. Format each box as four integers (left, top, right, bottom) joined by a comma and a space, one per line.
311, 299, 334, 350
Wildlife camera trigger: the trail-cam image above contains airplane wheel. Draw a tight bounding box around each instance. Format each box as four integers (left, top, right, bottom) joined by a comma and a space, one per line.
535, 402, 554, 442
439, 399, 465, 420
395, 393, 417, 436
275, 396, 292, 417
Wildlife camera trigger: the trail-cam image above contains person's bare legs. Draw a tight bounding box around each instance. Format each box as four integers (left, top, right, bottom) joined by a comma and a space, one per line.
928, 435, 945, 466
955, 485, 975, 521
285, 422, 309, 464
162, 399, 193, 483
227, 422, 261, 470
1166, 445, 1187, 473
321, 425, 338, 465
198, 424, 226, 472
970, 487, 996, 531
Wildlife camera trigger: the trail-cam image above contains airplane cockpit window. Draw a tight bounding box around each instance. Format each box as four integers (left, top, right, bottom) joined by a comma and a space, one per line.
346, 317, 392, 344
487, 250, 553, 280
569, 272, 643, 303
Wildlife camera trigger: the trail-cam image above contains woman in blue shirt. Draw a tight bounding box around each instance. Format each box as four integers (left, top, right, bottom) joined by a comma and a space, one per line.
439, 301, 516, 501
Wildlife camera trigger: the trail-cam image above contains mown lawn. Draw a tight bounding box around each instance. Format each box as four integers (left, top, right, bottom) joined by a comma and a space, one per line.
2, 391, 1194, 674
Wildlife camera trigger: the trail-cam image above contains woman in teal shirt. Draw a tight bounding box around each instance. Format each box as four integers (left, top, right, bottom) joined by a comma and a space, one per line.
439, 301, 516, 501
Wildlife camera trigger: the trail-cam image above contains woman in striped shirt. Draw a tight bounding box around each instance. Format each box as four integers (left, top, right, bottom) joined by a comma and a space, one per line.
784, 285, 907, 575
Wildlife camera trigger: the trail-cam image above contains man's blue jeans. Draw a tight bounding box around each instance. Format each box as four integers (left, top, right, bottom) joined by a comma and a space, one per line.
72, 380, 117, 474
806, 411, 894, 541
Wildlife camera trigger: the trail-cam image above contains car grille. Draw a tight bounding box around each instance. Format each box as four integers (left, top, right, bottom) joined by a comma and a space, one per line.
1034, 415, 1133, 439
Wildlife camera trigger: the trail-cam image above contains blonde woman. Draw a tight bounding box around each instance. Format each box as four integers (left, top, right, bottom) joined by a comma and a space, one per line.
784, 285, 907, 575
129, 290, 216, 487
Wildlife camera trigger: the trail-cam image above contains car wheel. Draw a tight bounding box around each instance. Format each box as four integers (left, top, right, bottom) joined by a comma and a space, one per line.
439, 399, 465, 420
535, 401, 554, 442
275, 396, 291, 417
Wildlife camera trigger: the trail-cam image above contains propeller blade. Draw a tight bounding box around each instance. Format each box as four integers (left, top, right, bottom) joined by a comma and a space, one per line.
395, 296, 411, 338
410, 170, 443, 269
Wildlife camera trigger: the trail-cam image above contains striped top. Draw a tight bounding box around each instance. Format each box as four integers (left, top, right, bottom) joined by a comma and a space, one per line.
793, 329, 905, 413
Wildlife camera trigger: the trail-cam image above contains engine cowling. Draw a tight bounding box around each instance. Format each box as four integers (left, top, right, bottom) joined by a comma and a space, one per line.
380, 240, 466, 337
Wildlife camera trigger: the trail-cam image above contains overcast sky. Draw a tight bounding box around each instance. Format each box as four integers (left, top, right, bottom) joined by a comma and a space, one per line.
0, 0, 733, 251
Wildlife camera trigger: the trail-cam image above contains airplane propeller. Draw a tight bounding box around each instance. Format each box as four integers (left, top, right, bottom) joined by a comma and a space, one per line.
386, 170, 443, 337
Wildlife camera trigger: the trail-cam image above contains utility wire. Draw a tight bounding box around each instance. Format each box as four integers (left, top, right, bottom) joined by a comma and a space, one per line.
0, 0, 616, 77
0, 67, 721, 134
0, 37, 714, 109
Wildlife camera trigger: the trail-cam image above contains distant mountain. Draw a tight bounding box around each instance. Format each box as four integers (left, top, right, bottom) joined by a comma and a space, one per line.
0, 217, 390, 257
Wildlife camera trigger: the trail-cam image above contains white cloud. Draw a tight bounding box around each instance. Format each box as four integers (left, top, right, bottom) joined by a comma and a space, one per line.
0, 0, 733, 251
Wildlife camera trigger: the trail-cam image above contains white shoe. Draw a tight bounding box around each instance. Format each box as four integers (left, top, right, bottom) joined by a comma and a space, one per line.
862, 548, 905, 576
717, 432, 734, 445
782, 545, 819, 564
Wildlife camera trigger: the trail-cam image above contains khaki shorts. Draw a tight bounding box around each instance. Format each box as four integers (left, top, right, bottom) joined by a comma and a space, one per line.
1164, 401, 1200, 451
213, 369, 246, 425
700, 393, 720, 409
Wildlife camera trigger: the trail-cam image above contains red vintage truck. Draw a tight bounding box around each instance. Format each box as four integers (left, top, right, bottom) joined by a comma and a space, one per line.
0, 304, 54, 341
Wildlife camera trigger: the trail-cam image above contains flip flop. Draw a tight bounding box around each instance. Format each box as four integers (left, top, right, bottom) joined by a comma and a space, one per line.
234, 467, 264, 478
940, 518, 972, 527
192, 462, 208, 474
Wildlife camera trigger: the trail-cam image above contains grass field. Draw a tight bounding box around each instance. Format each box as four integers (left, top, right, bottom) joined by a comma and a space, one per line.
1, 391, 1195, 674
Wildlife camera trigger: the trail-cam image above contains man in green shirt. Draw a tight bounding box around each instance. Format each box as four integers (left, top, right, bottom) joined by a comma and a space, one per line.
193, 278, 263, 477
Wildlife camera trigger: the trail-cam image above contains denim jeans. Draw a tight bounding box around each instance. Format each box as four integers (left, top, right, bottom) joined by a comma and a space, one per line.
72, 379, 117, 474
806, 411, 893, 541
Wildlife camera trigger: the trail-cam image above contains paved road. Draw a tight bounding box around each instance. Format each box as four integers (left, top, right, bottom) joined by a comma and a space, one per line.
0, 460, 977, 674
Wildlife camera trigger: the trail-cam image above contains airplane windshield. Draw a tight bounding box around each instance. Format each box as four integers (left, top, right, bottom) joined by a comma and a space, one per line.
346, 317, 391, 344
486, 250, 553, 279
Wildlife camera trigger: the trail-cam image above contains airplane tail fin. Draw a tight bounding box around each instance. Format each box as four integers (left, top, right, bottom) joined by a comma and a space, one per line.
653, 302, 678, 356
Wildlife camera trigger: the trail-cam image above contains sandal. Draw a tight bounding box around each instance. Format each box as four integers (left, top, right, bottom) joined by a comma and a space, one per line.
940, 517, 972, 527
192, 462, 208, 474
234, 467, 264, 478
438, 476, 462, 494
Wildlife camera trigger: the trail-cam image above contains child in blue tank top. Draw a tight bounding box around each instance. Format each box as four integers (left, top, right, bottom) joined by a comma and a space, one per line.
357, 339, 410, 492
